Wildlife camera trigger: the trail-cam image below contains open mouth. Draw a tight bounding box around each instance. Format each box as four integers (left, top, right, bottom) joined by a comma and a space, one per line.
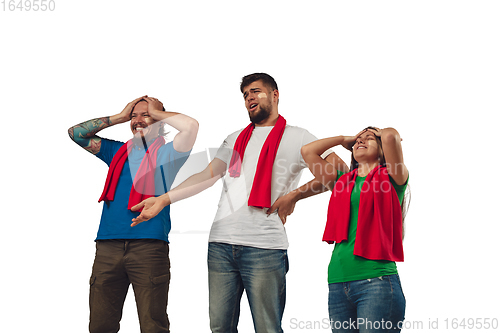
133, 123, 149, 135
133, 123, 148, 131
249, 103, 258, 112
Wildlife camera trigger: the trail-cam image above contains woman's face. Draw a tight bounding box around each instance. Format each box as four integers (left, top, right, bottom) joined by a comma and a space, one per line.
352, 130, 380, 162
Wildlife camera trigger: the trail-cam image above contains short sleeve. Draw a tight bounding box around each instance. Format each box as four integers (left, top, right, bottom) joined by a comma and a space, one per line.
95, 138, 124, 166
389, 174, 409, 204
157, 141, 191, 192
159, 142, 191, 170
214, 134, 236, 165
298, 130, 318, 168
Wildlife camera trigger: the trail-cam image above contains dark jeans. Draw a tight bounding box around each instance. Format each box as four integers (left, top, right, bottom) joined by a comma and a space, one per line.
89, 239, 171, 333
328, 274, 405, 333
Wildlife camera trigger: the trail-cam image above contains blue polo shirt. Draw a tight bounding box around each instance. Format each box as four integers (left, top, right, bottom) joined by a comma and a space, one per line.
95, 138, 190, 242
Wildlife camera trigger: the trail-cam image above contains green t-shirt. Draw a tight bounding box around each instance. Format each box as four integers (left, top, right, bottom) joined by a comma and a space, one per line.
327, 170, 408, 284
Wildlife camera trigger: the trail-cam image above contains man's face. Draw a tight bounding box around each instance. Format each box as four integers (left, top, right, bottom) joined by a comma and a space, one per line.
242, 80, 275, 125
130, 101, 159, 141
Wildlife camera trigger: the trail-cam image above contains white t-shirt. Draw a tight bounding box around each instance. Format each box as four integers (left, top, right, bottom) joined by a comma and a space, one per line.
208, 124, 317, 249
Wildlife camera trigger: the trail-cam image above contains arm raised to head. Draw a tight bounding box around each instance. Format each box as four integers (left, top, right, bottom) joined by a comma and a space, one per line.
143, 97, 199, 153
301, 136, 352, 191
368, 127, 408, 185
68, 96, 146, 154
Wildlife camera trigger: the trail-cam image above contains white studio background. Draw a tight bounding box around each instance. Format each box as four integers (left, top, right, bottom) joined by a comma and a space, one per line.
1, 1, 499, 332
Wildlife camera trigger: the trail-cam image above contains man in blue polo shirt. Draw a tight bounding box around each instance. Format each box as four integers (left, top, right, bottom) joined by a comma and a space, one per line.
68, 96, 198, 333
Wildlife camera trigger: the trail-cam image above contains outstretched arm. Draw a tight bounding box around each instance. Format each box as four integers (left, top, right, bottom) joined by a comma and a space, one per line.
68, 96, 146, 154
130, 157, 227, 226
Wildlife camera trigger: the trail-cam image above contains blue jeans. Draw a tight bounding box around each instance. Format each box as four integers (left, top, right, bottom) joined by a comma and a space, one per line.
328, 275, 405, 333
208, 242, 289, 333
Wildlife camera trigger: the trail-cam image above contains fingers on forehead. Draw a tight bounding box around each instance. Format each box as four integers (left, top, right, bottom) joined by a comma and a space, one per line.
356, 129, 368, 138
356, 129, 377, 140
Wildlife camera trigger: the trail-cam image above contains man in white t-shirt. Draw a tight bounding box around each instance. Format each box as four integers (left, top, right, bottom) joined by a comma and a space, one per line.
130, 73, 344, 333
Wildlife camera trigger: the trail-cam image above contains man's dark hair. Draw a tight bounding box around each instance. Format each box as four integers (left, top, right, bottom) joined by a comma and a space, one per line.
240, 73, 279, 93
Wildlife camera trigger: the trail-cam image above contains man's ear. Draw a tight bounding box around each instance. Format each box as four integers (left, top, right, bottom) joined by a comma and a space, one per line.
273, 89, 279, 104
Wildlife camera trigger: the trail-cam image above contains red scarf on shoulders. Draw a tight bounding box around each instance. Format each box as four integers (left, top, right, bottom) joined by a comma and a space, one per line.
98, 136, 165, 211
323, 165, 404, 261
228, 115, 286, 209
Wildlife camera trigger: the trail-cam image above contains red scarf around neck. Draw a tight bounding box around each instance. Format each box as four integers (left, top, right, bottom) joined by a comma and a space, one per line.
228, 115, 286, 209
98, 136, 165, 211
323, 165, 404, 261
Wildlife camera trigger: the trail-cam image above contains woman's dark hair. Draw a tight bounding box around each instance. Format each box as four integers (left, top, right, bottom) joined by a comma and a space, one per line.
240, 73, 278, 93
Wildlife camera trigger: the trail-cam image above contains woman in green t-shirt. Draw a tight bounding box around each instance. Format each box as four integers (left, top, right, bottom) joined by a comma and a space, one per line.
301, 127, 409, 333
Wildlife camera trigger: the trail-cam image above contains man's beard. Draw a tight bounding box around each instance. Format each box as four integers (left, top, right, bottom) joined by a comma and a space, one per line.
248, 103, 272, 124
132, 122, 161, 144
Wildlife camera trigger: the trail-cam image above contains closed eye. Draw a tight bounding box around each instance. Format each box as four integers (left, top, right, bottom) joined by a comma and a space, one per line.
358, 134, 375, 142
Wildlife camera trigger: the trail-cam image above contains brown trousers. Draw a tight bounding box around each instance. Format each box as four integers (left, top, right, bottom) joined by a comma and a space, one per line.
89, 239, 170, 333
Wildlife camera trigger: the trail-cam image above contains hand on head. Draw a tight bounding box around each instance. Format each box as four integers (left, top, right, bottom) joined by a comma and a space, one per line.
363, 127, 402, 141
364, 127, 382, 137
117, 95, 148, 122
342, 129, 367, 151
343, 127, 386, 151
144, 97, 164, 117
119, 96, 165, 122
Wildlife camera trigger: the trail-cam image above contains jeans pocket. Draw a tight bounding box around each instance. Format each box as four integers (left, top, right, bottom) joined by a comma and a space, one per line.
283, 250, 289, 273
389, 274, 405, 301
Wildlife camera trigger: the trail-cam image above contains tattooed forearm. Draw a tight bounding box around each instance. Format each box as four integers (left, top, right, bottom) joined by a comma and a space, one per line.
68, 117, 111, 155
75, 117, 111, 138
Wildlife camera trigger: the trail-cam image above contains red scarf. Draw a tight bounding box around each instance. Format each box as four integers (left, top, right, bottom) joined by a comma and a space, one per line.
98, 136, 165, 211
323, 165, 404, 261
228, 115, 286, 209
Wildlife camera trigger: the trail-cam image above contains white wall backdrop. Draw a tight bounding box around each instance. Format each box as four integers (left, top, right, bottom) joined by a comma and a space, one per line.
1, 1, 499, 332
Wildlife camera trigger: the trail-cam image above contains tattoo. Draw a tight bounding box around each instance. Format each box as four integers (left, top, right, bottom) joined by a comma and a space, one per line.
68, 127, 74, 140
86, 138, 102, 155
78, 117, 109, 136
91, 119, 100, 127
68, 117, 111, 154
